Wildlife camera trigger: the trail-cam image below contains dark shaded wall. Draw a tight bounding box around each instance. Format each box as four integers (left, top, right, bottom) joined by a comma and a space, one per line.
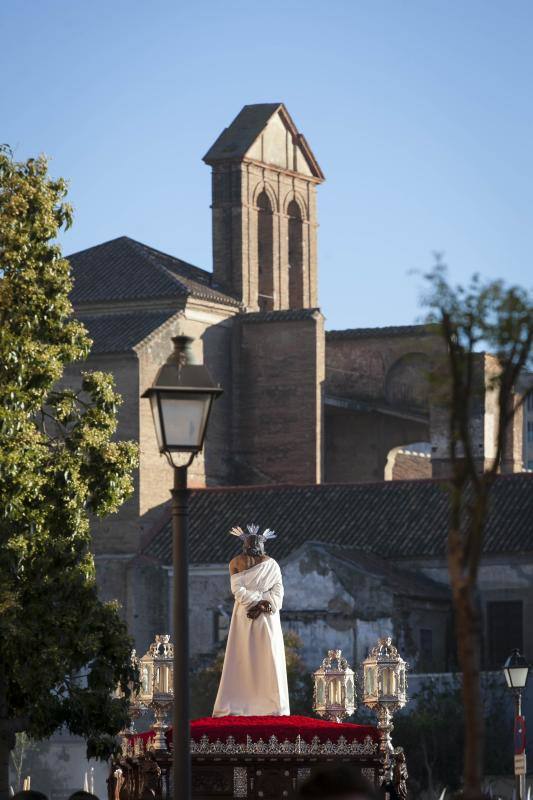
324, 330, 438, 482
325, 407, 428, 483
232, 311, 325, 484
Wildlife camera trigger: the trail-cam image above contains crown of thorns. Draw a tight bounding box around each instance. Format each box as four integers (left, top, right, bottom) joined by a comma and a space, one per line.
229, 523, 277, 542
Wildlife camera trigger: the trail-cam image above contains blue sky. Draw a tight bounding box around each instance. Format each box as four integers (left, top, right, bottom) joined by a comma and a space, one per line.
2, 0, 532, 329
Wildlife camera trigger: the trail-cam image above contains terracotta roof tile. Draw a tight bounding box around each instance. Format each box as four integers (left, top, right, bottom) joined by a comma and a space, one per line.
239, 308, 322, 324
78, 310, 177, 353
142, 474, 533, 565
68, 236, 241, 307
327, 325, 438, 340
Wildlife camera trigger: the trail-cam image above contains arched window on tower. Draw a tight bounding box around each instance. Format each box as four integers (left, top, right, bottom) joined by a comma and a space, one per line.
288, 200, 304, 308
257, 191, 274, 311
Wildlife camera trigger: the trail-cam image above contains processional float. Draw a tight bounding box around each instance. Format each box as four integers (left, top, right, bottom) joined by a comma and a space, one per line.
109, 635, 409, 800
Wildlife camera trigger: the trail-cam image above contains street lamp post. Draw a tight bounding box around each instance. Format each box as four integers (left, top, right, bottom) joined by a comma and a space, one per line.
142, 336, 222, 800
503, 649, 530, 800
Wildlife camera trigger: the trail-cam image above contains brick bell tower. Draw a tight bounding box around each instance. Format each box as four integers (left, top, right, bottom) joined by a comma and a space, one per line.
203, 103, 324, 311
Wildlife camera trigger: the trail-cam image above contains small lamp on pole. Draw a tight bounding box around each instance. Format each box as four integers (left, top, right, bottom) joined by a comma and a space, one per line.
362, 637, 408, 786
503, 649, 529, 800
142, 336, 222, 800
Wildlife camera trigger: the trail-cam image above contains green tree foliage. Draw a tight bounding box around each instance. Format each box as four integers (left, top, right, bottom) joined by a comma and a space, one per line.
0, 146, 139, 799
190, 631, 312, 718
393, 675, 511, 798
422, 261, 532, 800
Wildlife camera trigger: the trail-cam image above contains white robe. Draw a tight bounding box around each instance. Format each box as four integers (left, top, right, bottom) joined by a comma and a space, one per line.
213, 558, 290, 717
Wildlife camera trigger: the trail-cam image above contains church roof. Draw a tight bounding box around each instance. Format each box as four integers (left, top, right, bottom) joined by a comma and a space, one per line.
68, 236, 241, 308
142, 473, 533, 566
239, 308, 322, 324
78, 310, 177, 354
327, 324, 438, 340
203, 103, 324, 180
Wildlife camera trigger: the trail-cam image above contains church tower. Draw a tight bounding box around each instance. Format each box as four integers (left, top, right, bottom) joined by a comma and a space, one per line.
203, 104, 324, 311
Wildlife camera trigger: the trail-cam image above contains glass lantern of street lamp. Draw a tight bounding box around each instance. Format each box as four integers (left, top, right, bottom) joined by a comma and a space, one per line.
313, 649, 356, 723
503, 649, 529, 692
141, 336, 222, 468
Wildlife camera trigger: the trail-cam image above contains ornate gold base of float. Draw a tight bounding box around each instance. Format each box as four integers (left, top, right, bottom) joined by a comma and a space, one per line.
108, 716, 395, 800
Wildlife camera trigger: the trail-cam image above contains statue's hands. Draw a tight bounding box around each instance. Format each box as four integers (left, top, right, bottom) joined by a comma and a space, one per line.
247, 600, 273, 619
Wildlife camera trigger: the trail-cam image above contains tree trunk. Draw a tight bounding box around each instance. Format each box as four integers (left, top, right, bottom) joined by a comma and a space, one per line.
0, 664, 14, 800
454, 583, 484, 800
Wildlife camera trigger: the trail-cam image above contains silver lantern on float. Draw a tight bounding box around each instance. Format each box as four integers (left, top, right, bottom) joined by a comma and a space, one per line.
313, 649, 356, 723
362, 637, 408, 784
138, 634, 174, 751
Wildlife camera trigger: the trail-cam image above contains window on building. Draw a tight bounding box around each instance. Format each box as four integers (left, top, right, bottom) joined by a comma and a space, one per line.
257, 191, 274, 311
288, 200, 304, 309
527, 393, 533, 412
213, 606, 230, 645
419, 628, 434, 671
527, 421, 533, 442
486, 601, 523, 668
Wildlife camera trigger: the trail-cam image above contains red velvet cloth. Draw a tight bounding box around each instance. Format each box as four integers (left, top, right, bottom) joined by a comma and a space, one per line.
189, 716, 378, 744
130, 716, 378, 745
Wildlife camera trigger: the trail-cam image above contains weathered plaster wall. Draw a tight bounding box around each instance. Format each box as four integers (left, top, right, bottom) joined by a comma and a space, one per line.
185, 546, 450, 675
400, 554, 533, 666
189, 567, 229, 657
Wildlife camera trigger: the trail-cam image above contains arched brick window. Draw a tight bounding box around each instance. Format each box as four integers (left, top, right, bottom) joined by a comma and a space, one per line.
257, 191, 274, 311
288, 200, 303, 308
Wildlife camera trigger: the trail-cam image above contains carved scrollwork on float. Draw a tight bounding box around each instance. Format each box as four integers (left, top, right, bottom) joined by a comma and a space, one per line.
361, 767, 377, 784
189, 733, 378, 756
233, 767, 248, 798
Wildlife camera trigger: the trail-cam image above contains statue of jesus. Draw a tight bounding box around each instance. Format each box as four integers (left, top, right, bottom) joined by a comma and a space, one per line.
213, 524, 290, 717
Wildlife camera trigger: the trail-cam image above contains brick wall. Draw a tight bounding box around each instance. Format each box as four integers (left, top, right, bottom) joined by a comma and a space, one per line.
388, 450, 432, 481
138, 302, 236, 530
61, 355, 142, 555
210, 161, 319, 311
325, 407, 428, 483
232, 311, 325, 484
324, 331, 434, 481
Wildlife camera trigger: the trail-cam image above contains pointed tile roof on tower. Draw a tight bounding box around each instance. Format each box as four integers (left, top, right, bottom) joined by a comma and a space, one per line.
203, 103, 282, 162
203, 103, 324, 180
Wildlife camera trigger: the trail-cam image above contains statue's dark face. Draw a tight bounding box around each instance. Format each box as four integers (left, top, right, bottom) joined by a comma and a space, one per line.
243, 534, 265, 556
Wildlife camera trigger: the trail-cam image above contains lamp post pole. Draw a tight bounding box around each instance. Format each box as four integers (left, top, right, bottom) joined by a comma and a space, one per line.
513, 690, 524, 800
172, 463, 190, 799
503, 649, 529, 800
142, 335, 222, 800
